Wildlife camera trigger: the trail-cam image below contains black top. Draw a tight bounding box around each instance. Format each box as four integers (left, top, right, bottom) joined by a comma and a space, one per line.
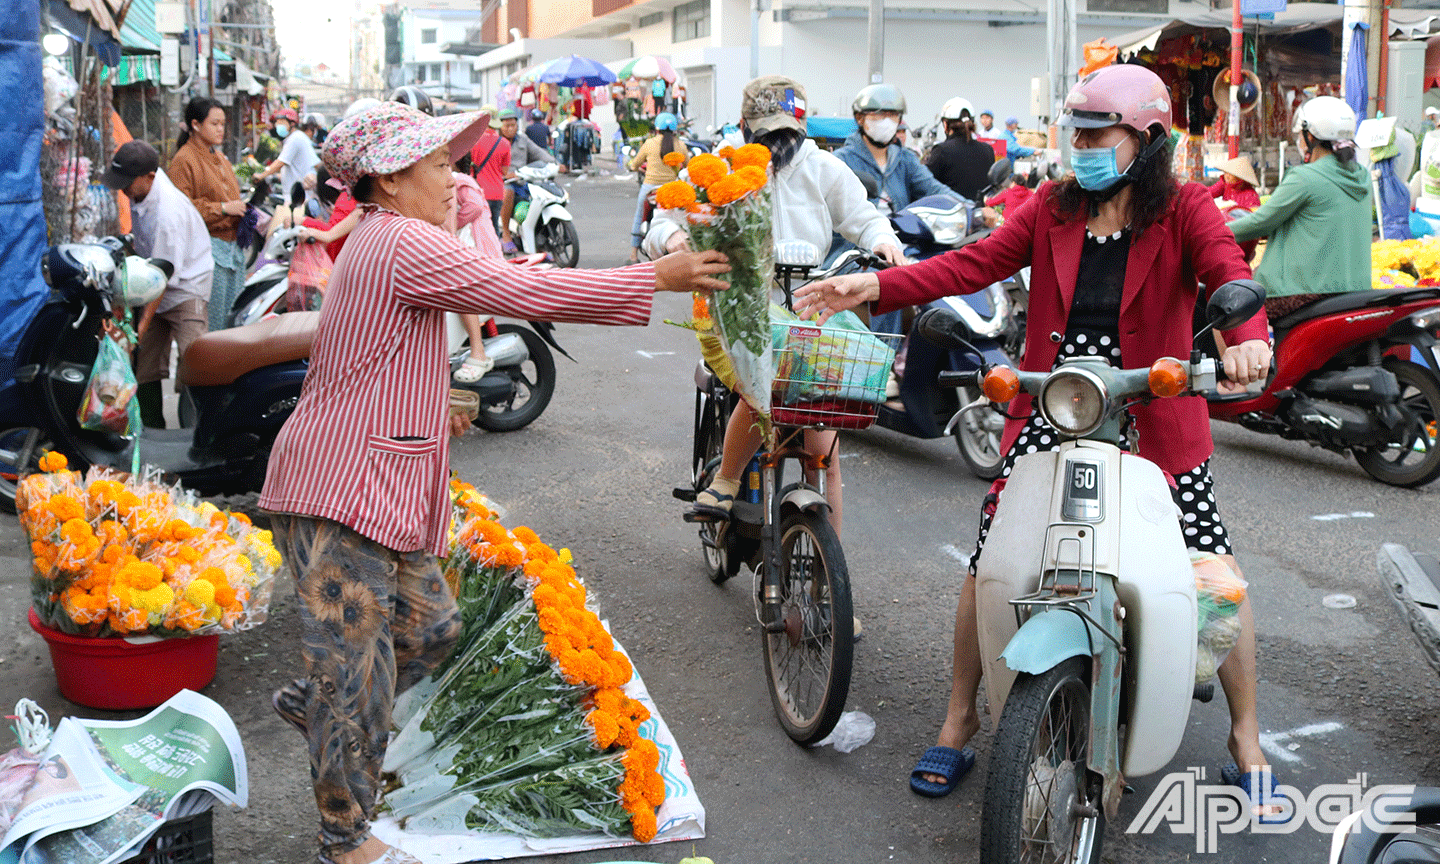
926, 136, 995, 202
1068, 227, 1130, 339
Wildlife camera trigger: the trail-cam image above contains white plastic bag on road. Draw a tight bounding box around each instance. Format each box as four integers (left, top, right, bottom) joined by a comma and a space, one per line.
815, 711, 875, 753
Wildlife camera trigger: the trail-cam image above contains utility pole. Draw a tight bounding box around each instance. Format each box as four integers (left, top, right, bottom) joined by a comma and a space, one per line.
206, 0, 215, 97
1228, 0, 1241, 157
866, 0, 883, 83
750, 0, 760, 79
1047, 0, 1077, 141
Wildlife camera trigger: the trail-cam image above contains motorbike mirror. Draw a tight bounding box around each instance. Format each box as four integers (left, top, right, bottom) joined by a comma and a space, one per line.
1204, 279, 1266, 332
774, 240, 821, 268
852, 168, 881, 200
986, 158, 1013, 189
916, 307, 976, 350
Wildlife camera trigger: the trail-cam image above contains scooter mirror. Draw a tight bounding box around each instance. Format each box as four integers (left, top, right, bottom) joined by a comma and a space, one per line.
916, 307, 976, 350
986, 158, 1013, 190
1204, 279, 1266, 331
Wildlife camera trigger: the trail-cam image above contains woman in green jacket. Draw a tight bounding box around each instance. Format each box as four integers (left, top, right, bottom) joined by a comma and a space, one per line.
1228, 96, 1372, 319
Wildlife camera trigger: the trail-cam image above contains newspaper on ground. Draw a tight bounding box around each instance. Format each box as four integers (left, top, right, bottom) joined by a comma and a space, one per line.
372, 651, 705, 862
0, 690, 247, 864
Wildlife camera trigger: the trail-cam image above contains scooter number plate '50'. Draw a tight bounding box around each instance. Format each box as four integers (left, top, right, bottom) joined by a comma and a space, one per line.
1062, 458, 1103, 522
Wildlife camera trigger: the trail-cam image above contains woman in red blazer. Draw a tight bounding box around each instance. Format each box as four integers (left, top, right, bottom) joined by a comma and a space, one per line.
797, 65, 1283, 815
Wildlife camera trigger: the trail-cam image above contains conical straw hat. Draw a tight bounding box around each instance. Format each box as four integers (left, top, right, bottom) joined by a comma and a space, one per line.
1215, 155, 1259, 188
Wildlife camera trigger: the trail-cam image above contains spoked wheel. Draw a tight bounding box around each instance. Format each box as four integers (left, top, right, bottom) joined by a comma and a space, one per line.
1355, 360, 1440, 488
693, 385, 741, 584
982, 656, 1104, 864
955, 385, 1007, 480
541, 221, 580, 268
475, 325, 557, 432
763, 511, 853, 746
0, 428, 53, 515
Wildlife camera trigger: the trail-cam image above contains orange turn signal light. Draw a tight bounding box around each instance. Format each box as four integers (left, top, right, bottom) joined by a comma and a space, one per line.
1148, 358, 1187, 398
982, 366, 1021, 403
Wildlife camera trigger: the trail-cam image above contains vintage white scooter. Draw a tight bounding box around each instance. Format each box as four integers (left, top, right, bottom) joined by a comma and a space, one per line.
918, 278, 1266, 864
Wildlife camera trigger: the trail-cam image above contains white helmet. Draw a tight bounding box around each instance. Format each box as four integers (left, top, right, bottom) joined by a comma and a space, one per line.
114, 256, 169, 307
940, 97, 974, 121
1293, 96, 1356, 143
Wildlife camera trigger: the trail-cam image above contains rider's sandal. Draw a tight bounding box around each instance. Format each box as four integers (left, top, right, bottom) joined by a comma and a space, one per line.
909, 745, 975, 798
453, 356, 494, 383
690, 479, 738, 522
1222, 764, 1292, 824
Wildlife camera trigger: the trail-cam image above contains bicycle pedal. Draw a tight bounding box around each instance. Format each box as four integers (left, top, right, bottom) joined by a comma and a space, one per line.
673, 486, 697, 502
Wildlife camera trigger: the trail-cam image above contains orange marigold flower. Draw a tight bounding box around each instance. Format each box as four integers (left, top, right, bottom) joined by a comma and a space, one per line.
705, 173, 751, 206
231, 512, 251, 526
629, 803, 658, 842
609, 651, 634, 686
586, 709, 620, 749
37, 451, 67, 472
686, 153, 728, 188
692, 293, 710, 322
731, 142, 772, 171
48, 494, 85, 523
641, 772, 666, 807
592, 687, 625, 715
662, 151, 685, 167
716, 145, 736, 159
735, 165, 768, 191
631, 737, 660, 771
615, 716, 639, 749
557, 648, 586, 684
654, 180, 697, 211
536, 607, 567, 635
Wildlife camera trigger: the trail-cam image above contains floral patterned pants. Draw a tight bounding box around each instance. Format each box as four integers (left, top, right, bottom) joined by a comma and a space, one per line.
270, 514, 461, 860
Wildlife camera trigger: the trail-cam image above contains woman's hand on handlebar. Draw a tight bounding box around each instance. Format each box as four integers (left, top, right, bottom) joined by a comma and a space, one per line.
653, 249, 729, 294
793, 272, 881, 324
1217, 338, 1271, 394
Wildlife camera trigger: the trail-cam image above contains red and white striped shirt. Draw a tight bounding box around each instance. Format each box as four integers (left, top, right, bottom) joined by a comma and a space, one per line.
259, 209, 656, 555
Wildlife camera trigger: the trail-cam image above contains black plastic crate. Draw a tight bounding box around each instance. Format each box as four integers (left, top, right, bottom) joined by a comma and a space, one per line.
118, 810, 214, 864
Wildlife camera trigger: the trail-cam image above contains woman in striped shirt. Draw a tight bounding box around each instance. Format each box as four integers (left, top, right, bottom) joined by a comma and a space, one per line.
257, 102, 727, 864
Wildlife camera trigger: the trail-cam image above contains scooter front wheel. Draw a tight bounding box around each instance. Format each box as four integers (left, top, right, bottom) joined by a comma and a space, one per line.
762, 512, 853, 746
474, 325, 557, 433
540, 221, 580, 268
955, 385, 1007, 480
981, 656, 1104, 864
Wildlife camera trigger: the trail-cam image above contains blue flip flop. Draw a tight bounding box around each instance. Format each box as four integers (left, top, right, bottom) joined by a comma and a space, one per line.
909, 745, 975, 798
1221, 763, 1292, 824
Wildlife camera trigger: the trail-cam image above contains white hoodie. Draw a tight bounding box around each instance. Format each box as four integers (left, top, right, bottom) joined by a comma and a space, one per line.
644, 139, 899, 259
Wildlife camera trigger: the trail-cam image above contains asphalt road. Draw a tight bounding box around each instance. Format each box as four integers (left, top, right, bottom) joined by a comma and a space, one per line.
2, 169, 1438, 864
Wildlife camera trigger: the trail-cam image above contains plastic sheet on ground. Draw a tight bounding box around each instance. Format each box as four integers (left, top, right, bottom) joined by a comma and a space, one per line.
371, 641, 704, 862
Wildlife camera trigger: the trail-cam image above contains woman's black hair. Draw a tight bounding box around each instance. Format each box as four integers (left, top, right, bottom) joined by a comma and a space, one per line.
945, 118, 974, 143
1303, 131, 1356, 165
455, 153, 474, 175
660, 129, 676, 156
177, 96, 224, 148
1047, 124, 1176, 235
315, 167, 341, 208
352, 176, 375, 203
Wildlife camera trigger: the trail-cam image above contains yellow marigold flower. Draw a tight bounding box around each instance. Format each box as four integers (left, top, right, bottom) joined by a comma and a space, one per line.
686, 153, 728, 188
184, 577, 216, 608
730, 142, 771, 171
654, 180, 697, 211
705, 172, 751, 206
735, 165, 768, 191
558, 548, 573, 565
661, 151, 685, 167
133, 582, 175, 622
37, 451, 67, 472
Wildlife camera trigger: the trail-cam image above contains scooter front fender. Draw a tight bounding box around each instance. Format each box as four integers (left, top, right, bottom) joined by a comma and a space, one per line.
780, 488, 829, 517
1000, 609, 1092, 675
540, 203, 573, 222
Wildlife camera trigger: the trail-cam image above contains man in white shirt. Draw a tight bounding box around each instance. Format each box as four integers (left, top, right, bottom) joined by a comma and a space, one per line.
102, 140, 213, 429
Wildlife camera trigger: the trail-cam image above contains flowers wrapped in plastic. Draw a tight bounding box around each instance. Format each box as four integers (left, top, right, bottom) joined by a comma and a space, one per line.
1192, 552, 1247, 683
380, 477, 667, 843
16, 453, 278, 638
659, 144, 776, 433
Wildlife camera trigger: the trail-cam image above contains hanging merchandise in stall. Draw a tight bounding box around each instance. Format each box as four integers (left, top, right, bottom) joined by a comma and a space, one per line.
607, 56, 683, 144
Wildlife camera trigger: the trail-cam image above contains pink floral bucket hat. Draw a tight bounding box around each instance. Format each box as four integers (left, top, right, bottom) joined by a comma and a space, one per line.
321, 102, 491, 189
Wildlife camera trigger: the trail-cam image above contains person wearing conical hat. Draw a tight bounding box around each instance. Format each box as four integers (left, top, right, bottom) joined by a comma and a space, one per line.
1210, 155, 1261, 210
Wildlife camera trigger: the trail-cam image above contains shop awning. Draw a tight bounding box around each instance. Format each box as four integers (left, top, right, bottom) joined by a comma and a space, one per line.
118, 0, 161, 53
1107, 2, 1440, 56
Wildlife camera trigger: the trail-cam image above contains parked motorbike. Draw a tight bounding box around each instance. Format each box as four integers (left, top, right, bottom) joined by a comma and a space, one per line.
1206, 286, 1440, 487
230, 225, 301, 327
0, 238, 313, 513
508, 164, 579, 268
919, 279, 1266, 863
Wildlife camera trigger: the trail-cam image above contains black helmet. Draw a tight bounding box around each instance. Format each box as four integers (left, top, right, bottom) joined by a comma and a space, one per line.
390, 85, 434, 116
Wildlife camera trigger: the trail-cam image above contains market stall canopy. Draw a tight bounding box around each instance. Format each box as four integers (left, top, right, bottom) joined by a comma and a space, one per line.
1107, 3, 1440, 56
608, 55, 677, 83
538, 54, 616, 87
47, 0, 122, 65
506, 60, 551, 85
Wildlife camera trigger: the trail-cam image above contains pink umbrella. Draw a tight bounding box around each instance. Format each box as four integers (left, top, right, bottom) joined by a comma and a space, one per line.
616, 55, 677, 83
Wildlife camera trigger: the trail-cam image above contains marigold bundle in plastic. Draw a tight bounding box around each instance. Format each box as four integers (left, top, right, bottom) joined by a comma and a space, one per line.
381, 477, 667, 843
1370, 237, 1440, 288
16, 453, 278, 637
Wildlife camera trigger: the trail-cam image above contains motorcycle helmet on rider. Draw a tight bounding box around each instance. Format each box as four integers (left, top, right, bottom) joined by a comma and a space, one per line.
1292, 96, 1357, 160
1057, 64, 1172, 199
390, 85, 434, 116
654, 112, 678, 131
343, 97, 382, 120
852, 84, 907, 147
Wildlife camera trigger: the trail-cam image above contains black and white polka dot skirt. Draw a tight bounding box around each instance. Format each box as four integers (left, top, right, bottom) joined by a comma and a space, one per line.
967, 329, 1230, 576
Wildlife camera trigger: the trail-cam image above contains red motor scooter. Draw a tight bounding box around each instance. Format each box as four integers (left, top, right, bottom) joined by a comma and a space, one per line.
1206, 285, 1440, 486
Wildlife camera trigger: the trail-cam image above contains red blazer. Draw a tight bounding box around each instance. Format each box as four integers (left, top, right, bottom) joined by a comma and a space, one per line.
876, 181, 1269, 476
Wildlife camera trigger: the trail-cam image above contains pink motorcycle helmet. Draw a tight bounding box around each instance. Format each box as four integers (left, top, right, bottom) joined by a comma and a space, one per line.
1058, 65, 1172, 140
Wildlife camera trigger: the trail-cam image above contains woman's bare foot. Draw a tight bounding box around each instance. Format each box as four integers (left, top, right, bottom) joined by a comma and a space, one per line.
1227, 727, 1282, 818
919, 710, 981, 785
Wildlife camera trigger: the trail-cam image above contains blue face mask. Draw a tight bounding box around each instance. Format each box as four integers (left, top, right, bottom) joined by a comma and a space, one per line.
1069, 143, 1131, 192
275, 123, 290, 138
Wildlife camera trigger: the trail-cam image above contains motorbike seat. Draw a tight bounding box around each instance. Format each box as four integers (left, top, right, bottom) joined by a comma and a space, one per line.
1271, 287, 1440, 333
181, 312, 318, 387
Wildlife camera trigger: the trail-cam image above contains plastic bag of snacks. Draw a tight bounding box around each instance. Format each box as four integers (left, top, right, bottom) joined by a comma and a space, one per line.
17, 454, 280, 638
76, 321, 140, 435
1193, 552, 1247, 684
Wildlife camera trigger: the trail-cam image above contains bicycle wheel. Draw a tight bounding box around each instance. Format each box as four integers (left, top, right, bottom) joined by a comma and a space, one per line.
981, 656, 1105, 864
763, 511, 853, 745
694, 386, 740, 583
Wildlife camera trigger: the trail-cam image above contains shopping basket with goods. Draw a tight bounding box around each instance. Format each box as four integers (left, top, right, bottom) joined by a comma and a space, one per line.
770, 311, 900, 430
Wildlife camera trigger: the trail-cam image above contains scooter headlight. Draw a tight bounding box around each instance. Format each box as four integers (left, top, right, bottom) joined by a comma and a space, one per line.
1039, 367, 1108, 437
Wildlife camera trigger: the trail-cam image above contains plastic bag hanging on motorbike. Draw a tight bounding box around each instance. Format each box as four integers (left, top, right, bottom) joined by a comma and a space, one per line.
76, 320, 141, 436
286, 240, 332, 312
1193, 552, 1248, 683
1079, 39, 1118, 77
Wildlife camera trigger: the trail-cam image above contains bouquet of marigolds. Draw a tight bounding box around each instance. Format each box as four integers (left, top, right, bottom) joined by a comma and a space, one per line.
16, 453, 279, 638
380, 476, 666, 843
1371, 237, 1440, 289
658, 144, 775, 432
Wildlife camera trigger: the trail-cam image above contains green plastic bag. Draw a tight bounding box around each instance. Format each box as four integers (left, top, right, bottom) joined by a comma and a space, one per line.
76, 320, 140, 436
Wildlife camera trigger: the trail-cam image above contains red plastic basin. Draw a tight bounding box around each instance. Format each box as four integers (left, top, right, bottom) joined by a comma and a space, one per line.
27, 607, 219, 710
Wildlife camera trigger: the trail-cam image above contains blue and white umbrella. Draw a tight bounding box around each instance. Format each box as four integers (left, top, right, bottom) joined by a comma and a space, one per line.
538, 55, 617, 88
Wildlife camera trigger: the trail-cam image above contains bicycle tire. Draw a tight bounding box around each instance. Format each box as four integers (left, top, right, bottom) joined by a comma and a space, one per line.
763, 511, 853, 745
980, 656, 1105, 864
